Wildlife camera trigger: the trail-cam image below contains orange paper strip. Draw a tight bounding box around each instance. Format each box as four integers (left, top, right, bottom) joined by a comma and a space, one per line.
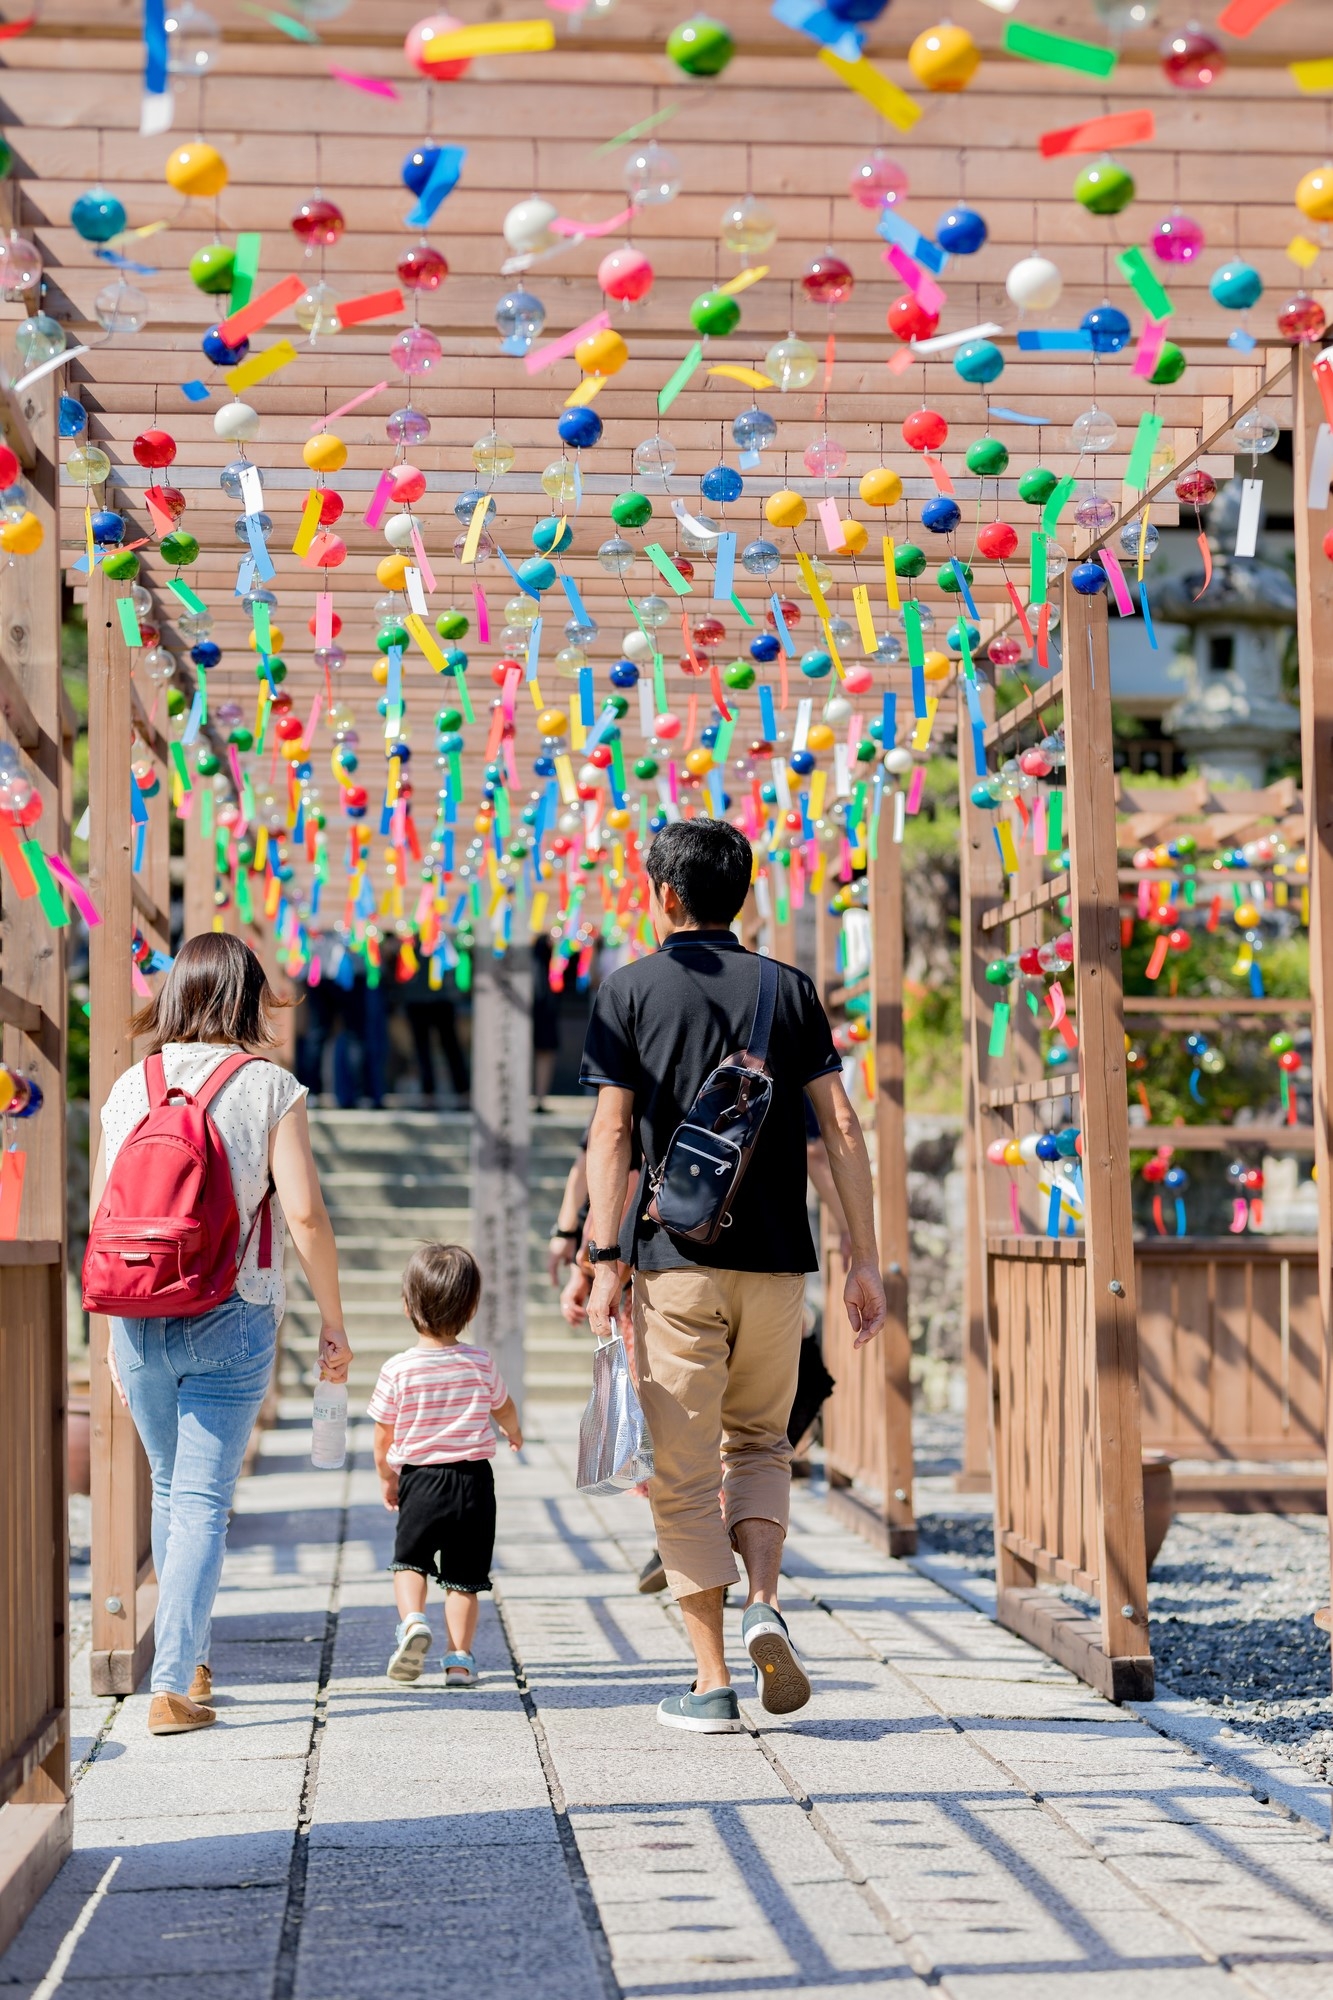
218, 274, 304, 346
1216, 0, 1290, 33
335, 289, 404, 328
1038, 109, 1154, 157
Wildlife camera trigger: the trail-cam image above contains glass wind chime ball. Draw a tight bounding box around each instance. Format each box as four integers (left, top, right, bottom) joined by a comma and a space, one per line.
494, 289, 545, 352
291, 195, 345, 250
848, 150, 907, 212
1277, 292, 1326, 344
70, 184, 127, 244
1151, 210, 1205, 263
397, 242, 448, 290
1160, 26, 1224, 89
598, 245, 654, 302
624, 143, 682, 206
391, 325, 443, 374
719, 194, 776, 255
733, 406, 778, 451
1210, 261, 1263, 312
800, 253, 854, 305
764, 336, 817, 391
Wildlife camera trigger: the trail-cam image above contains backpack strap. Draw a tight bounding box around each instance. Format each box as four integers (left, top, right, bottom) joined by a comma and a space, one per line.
743, 954, 779, 1071
193, 1049, 264, 1113
144, 1050, 169, 1108
237, 1180, 274, 1272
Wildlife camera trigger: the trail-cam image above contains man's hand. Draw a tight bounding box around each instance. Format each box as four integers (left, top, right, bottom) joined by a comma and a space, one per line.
547, 1234, 577, 1286
844, 1259, 887, 1348
380, 1470, 400, 1513
560, 1265, 591, 1327
587, 1260, 624, 1340
319, 1324, 353, 1383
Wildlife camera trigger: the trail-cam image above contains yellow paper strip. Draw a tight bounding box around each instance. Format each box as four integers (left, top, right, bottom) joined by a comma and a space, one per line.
404, 612, 447, 671
808, 768, 827, 822
707, 365, 773, 388
554, 752, 577, 803
818, 47, 922, 132
910, 697, 938, 752
386, 755, 401, 807
564, 372, 607, 408
795, 550, 829, 619
254, 688, 268, 739
424, 19, 554, 59
882, 535, 901, 612
254, 825, 269, 872
1287, 234, 1321, 269
1290, 58, 1333, 91
1137, 504, 1150, 583
570, 697, 586, 751
225, 338, 299, 395
459, 497, 489, 567
292, 487, 323, 558
996, 820, 1019, 876
529, 889, 549, 934
265, 875, 281, 918
529, 680, 545, 710
821, 617, 845, 681
852, 583, 878, 653
717, 265, 769, 297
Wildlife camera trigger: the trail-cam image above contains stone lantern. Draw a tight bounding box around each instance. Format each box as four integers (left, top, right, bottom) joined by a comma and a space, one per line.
1156, 479, 1298, 788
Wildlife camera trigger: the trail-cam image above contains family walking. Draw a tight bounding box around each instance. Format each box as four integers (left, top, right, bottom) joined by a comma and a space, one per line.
87, 818, 884, 1736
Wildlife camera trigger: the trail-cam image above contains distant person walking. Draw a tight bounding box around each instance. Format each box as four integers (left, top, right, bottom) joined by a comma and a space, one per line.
580, 820, 885, 1733
89, 934, 351, 1737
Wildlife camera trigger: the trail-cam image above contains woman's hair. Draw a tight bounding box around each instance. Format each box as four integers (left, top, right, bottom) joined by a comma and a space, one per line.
130, 932, 290, 1053
402, 1242, 482, 1337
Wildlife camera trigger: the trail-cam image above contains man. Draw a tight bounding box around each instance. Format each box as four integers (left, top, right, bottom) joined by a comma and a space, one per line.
581, 819, 886, 1733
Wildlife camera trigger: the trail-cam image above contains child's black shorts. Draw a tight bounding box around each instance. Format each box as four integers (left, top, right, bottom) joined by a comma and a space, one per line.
390, 1458, 496, 1593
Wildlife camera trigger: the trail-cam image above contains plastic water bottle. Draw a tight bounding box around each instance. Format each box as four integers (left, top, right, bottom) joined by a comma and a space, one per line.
311, 1379, 348, 1469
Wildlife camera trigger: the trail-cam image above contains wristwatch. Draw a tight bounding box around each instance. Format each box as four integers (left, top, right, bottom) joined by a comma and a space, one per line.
549, 1227, 580, 1242
585, 1240, 622, 1265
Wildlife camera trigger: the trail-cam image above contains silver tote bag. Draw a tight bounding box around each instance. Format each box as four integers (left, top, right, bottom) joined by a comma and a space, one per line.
576, 1335, 654, 1494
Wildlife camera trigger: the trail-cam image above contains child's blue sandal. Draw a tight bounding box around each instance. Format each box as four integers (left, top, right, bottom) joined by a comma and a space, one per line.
387, 1615, 432, 1684
442, 1650, 476, 1688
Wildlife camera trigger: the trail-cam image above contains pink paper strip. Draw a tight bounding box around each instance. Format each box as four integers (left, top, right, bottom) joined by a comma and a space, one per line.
1099, 548, 1136, 615
305, 692, 323, 746
313, 381, 389, 431
550, 206, 637, 240
923, 455, 955, 496
328, 64, 399, 99
1009, 1183, 1022, 1235
364, 470, 394, 528
501, 664, 521, 725
525, 309, 612, 376
884, 242, 946, 317
132, 963, 153, 999
314, 592, 334, 647
176, 792, 194, 820
886, 348, 915, 375
410, 527, 436, 595
817, 498, 846, 553
47, 852, 101, 924
228, 745, 246, 795
473, 583, 490, 643
905, 766, 925, 815
1132, 315, 1168, 380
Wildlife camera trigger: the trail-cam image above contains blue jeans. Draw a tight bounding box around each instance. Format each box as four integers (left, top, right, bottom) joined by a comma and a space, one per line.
111, 1295, 279, 1695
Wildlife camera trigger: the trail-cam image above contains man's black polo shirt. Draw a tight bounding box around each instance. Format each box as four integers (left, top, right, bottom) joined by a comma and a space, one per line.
580, 930, 841, 1274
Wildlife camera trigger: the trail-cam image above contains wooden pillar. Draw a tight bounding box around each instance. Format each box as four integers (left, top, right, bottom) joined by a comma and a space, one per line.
1291, 352, 1333, 1612
957, 686, 1001, 1492
469, 944, 531, 1412
0, 354, 74, 1952
1061, 582, 1152, 1686
868, 827, 914, 1552
88, 565, 156, 1695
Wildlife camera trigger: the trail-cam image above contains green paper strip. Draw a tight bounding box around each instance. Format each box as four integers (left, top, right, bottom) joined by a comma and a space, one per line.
230, 232, 263, 311
776, 892, 790, 924
170, 742, 193, 792
988, 1000, 1010, 1059
957, 619, 976, 685
867, 793, 881, 861
235, 870, 253, 923
200, 787, 214, 838
1183, 873, 1196, 908
494, 786, 511, 838
196, 666, 207, 723
729, 592, 754, 627
1002, 19, 1117, 77
653, 651, 667, 713
1046, 787, 1063, 856
241, 774, 256, 823
20, 842, 69, 928
713, 718, 735, 764
252, 600, 272, 653
116, 597, 143, 648
238, 2, 320, 41
454, 664, 475, 725
1124, 411, 1164, 493
644, 543, 692, 594
1025, 989, 1041, 1017
593, 103, 678, 155
1029, 530, 1049, 609
255, 702, 268, 754
610, 737, 627, 793
1041, 478, 1076, 537
168, 576, 208, 617
901, 599, 924, 669
448, 749, 463, 799
657, 341, 703, 415
1115, 246, 1173, 322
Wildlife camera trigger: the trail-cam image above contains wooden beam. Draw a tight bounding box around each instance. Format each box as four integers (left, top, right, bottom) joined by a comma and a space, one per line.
0, 650, 41, 751
979, 872, 1070, 933
1130, 1124, 1314, 1150
1291, 349, 1333, 1613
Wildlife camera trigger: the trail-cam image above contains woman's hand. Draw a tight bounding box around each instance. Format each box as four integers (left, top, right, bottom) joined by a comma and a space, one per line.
319, 1323, 352, 1383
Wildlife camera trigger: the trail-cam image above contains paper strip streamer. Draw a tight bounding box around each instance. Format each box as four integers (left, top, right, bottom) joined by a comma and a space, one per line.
1290, 57, 1333, 91
226, 338, 298, 394
11, 345, 91, 395
0, 1150, 27, 1239
1038, 109, 1154, 156
1235, 477, 1264, 557
218, 275, 304, 345
1016, 329, 1094, 351
818, 47, 921, 130
564, 373, 606, 408
116, 597, 143, 647
1218, 0, 1290, 31
1041, 479, 1075, 536
406, 145, 465, 229
713, 531, 736, 603
230, 231, 262, 311
707, 365, 773, 388
852, 584, 877, 653
1194, 532, 1213, 601
317, 381, 389, 429
0, 822, 35, 896
46, 851, 100, 925
336, 289, 404, 329
910, 321, 1002, 356
21, 842, 68, 928
423, 19, 555, 59
876, 207, 945, 273
988, 1001, 1011, 1060
1139, 579, 1158, 650
645, 544, 692, 594
328, 64, 399, 98
1116, 246, 1174, 321
525, 309, 611, 376
1288, 234, 1321, 269
1124, 411, 1163, 491
1099, 549, 1135, 616
1307, 420, 1333, 509
883, 241, 946, 316
1313, 356, 1333, 429
658, 342, 704, 414
1002, 20, 1117, 75
882, 537, 901, 613
1132, 316, 1169, 380
550, 205, 637, 240
717, 265, 769, 297
769, 595, 796, 657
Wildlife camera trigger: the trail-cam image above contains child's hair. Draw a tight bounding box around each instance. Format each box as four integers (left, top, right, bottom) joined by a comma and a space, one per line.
402, 1242, 482, 1337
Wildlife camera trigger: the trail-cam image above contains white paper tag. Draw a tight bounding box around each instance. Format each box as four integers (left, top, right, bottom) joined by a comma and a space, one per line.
792, 697, 813, 755
1234, 478, 1263, 558
404, 564, 428, 616
239, 465, 265, 518
772, 757, 792, 811
1308, 424, 1333, 512
638, 679, 655, 740
834, 743, 851, 798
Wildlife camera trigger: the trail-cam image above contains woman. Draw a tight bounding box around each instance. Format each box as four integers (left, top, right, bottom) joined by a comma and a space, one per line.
91, 933, 352, 1737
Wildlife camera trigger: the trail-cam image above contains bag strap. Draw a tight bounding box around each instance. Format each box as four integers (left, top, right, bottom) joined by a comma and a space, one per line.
744, 954, 779, 1070
237, 1180, 274, 1272
144, 1050, 168, 1108
193, 1049, 263, 1113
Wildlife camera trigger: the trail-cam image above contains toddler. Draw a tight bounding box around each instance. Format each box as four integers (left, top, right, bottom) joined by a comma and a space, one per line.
368, 1243, 522, 1686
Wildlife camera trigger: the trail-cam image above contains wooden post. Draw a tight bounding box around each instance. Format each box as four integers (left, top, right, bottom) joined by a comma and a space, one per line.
957, 686, 1002, 1493
1061, 582, 1152, 1692
87, 565, 156, 1696
869, 827, 915, 1553
1291, 352, 1333, 1612
0, 354, 73, 1953
469, 945, 531, 1412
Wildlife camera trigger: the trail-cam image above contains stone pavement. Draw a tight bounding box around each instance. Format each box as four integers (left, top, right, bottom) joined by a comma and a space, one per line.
5, 1405, 1333, 2000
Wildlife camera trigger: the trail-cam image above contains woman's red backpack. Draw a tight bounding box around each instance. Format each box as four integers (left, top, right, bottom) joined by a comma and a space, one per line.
82, 1051, 272, 1319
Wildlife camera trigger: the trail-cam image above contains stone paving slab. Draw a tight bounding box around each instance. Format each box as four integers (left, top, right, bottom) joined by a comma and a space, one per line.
3, 1401, 1333, 2000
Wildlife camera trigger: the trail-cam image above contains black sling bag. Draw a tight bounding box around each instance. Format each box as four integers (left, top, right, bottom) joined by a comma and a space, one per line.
646, 953, 779, 1246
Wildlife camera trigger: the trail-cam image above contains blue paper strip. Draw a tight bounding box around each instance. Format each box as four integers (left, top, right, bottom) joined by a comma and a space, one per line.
130, 779, 148, 825
144, 0, 168, 95
910, 658, 926, 719
768, 594, 796, 657
578, 666, 595, 725
244, 513, 275, 582
526, 616, 542, 681
713, 530, 736, 604
1227, 327, 1258, 353
1139, 579, 1159, 651
770, 0, 863, 61
234, 556, 255, 598
950, 560, 980, 622
405, 145, 466, 230
875, 208, 946, 275
181, 380, 210, 402
495, 545, 540, 598
1016, 329, 1095, 351
963, 677, 987, 779
1047, 1183, 1062, 1239
881, 690, 896, 748
560, 573, 591, 628
182, 689, 204, 745
758, 685, 777, 741
386, 643, 403, 713
133, 822, 146, 872
987, 407, 1049, 427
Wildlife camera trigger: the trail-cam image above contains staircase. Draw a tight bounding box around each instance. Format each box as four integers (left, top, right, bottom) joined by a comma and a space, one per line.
281, 1105, 595, 1403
